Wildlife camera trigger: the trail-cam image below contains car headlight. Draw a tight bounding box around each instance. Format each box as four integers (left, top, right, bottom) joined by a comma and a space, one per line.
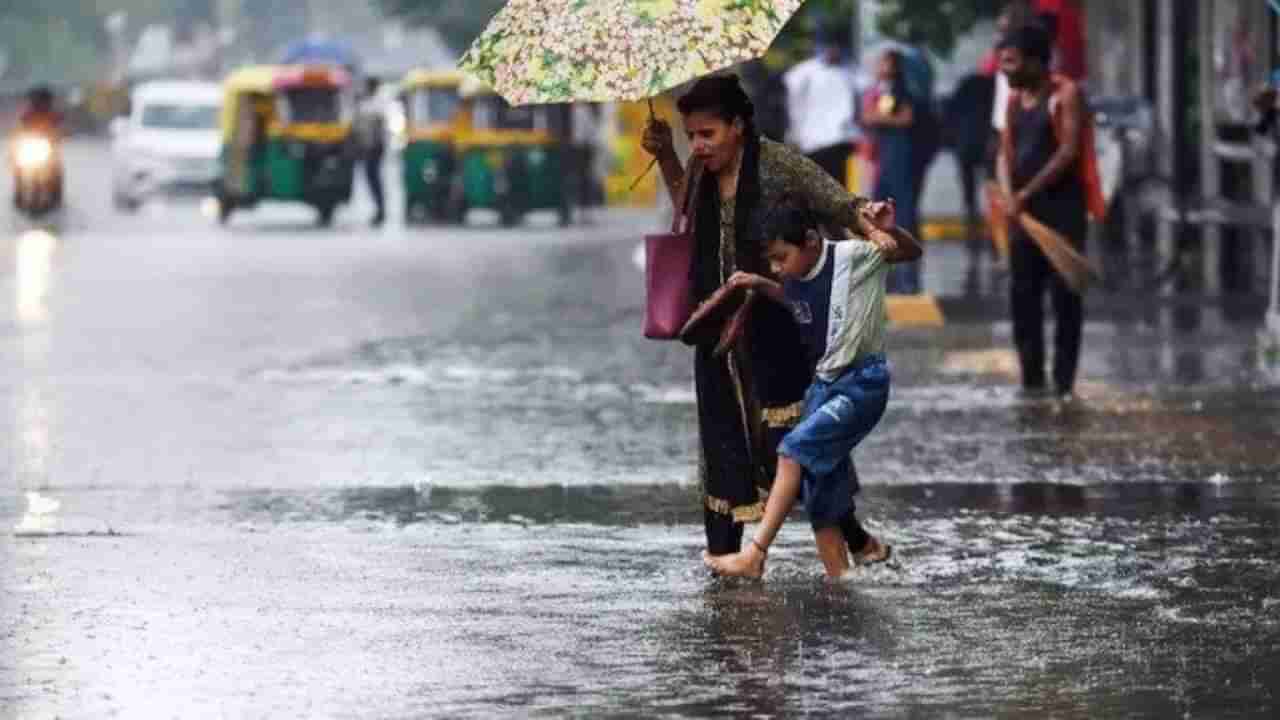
15, 136, 53, 170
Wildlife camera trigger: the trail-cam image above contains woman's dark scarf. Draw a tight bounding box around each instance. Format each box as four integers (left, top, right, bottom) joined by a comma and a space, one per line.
690, 131, 811, 415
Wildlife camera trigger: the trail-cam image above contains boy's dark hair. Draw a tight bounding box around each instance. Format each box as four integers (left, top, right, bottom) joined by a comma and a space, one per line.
760, 194, 821, 248
997, 22, 1052, 67
676, 74, 756, 131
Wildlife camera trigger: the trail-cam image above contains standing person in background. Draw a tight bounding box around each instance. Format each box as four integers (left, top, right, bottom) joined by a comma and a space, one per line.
356, 77, 387, 227
783, 26, 859, 187
862, 50, 922, 294
998, 23, 1088, 399
571, 104, 605, 225
945, 72, 997, 256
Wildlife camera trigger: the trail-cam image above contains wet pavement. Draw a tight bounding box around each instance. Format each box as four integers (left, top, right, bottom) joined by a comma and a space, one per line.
2, 140, 1279, 718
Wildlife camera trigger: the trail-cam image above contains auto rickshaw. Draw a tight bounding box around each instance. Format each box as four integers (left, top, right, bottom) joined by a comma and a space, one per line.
398, 69, 468, 224
216, 65, 355, 227
455, 78, 571, 227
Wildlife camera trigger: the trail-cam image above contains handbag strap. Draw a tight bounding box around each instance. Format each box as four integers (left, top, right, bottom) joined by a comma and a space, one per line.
671, 157, 705, 234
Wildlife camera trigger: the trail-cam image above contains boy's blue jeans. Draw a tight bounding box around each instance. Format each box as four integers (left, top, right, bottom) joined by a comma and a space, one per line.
777, 354, 890, 529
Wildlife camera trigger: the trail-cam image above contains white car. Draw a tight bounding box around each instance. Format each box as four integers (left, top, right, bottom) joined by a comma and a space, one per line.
111, 81, 222, 211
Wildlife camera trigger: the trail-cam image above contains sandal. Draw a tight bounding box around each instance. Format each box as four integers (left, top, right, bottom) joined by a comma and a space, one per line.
852, 536, 893, 567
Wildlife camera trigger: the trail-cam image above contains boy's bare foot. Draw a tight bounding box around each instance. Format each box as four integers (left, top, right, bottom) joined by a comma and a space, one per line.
702, 544, 766, 579
852, 535, 892, 566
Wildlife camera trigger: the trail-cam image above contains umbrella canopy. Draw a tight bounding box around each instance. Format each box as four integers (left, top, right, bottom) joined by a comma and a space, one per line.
459, 0, 804, 106
281, 38, 361, 70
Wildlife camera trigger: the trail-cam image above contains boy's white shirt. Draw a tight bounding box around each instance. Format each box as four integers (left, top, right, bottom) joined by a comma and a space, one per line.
808, 239, 889, 382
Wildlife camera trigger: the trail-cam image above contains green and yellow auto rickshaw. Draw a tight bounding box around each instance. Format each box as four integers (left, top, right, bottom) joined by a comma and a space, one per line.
455, 80, 571, 227
216, 65, 356, 227
398, 69, 468, 224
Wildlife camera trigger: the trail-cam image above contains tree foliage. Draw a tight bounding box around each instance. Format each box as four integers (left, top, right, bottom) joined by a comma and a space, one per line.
874, 0, 1005, 57
373, 0, 506, 53
0, 0, 188, 87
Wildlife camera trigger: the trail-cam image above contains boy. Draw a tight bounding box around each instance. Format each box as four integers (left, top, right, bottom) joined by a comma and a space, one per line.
704, 199, 921, 579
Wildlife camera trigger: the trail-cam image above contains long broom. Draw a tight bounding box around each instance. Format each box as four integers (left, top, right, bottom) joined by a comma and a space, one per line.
1017, 212, 1101, 294
984, 180, 1011, 262
988, 183, 1100, 294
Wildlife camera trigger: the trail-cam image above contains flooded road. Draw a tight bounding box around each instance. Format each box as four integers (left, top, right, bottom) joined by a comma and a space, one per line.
2, 141, 1278, 717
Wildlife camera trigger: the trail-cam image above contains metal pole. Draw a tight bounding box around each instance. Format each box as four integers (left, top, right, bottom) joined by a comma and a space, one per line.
1199, 0, 1221, 295
1271, 201, 1280, 330
1155, 0, 1177, 299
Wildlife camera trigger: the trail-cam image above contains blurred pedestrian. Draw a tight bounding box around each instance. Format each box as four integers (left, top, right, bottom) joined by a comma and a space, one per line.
571, 104, 605, 224
356, 77, 387, 227
997, 23, 1087, 398
783, 26, 859, 187
944, 72, 997, 250
641, 74, 895, 570
862, 49, 922, 294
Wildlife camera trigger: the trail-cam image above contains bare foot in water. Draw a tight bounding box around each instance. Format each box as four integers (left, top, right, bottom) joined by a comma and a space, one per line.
702, 544, 766, 579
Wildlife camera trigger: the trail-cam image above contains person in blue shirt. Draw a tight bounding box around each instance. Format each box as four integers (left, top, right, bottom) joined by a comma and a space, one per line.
704, 197, 921, 579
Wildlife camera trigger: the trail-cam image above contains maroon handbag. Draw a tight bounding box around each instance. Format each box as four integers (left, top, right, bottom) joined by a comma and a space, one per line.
643, 161, 704, 340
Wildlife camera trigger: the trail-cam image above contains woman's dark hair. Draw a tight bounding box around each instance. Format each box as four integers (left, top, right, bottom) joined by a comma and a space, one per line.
759, 194, 820, 248
881, 49, 904, 76
676, 74, 755, 132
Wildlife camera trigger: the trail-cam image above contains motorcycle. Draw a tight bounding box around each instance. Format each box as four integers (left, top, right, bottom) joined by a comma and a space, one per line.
10, 131, 63, 217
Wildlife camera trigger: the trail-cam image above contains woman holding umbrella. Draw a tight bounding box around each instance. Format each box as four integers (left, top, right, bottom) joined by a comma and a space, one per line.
642, 75, 903, 570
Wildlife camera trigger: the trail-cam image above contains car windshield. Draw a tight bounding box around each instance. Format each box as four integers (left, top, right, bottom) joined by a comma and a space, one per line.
280, 88, 346, 124
408, 88, 460, 126
140, 103, 219, 130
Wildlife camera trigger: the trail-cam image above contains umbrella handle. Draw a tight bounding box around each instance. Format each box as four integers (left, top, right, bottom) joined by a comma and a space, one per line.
629, 157, 659, 193
629, 97, 661, 193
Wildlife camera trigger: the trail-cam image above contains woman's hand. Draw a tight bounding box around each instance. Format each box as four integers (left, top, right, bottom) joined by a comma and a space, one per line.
857, 199, 896, 234
727, 271, 766, 291
642, 118, 674, 157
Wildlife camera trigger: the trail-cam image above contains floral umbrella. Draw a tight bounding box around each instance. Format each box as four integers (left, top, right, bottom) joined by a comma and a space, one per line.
459, 0, 805, 106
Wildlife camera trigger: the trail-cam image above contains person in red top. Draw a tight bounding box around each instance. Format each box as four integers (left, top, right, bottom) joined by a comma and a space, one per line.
1034, 0, 1087, 81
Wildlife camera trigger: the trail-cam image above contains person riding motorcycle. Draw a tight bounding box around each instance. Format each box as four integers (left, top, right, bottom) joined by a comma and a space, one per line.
18, 87, 64, 135
11, 86, 65, 210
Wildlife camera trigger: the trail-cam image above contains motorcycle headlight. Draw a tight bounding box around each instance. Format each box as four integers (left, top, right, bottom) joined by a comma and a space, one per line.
15, 136, 53, 170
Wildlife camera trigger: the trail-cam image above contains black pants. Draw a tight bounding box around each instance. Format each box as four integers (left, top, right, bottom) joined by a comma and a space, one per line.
806, 143, 854, 187
1010, 231, 1085, 393
364, 148, 385, 216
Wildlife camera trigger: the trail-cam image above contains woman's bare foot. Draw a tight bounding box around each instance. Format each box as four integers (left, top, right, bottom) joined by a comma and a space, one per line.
702, 544, 766, 579
852, 535, 892, 566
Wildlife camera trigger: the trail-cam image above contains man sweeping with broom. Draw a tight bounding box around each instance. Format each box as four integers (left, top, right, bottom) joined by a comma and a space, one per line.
997, 22, 1103, 399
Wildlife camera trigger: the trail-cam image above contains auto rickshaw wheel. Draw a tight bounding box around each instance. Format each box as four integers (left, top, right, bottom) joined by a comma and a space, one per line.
558, 198, 572, 228
317, 203, 336, 227
499, 200, 522, 228
217, 197, 234, 226
405, 198, 425, 226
